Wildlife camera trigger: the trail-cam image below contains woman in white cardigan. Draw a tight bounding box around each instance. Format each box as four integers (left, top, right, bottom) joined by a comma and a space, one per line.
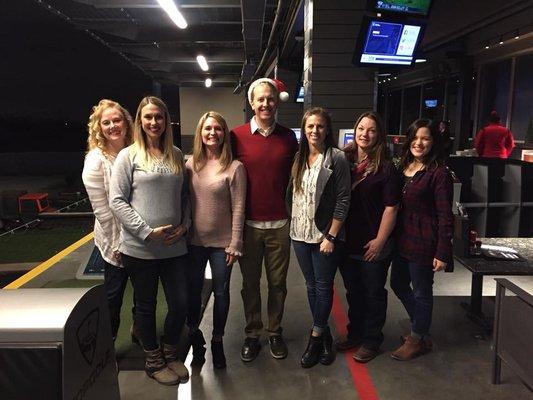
82, 99, 133, 340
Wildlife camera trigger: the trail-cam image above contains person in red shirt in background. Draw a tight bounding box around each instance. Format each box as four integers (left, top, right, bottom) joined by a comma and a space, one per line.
474, 110, 515, 158
231, 78, 298, 362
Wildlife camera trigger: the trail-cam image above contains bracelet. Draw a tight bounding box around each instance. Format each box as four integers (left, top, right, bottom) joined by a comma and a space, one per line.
325, 233, 336, 243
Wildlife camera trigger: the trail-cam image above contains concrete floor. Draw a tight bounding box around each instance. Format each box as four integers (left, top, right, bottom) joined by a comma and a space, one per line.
117, 250, 533, 400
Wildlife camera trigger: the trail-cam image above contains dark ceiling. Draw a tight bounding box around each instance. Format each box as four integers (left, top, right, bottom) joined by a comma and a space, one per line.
40, 0, 284, 87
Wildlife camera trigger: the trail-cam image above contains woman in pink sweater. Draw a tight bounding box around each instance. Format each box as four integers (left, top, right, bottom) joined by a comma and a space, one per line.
186, 111, 247, 369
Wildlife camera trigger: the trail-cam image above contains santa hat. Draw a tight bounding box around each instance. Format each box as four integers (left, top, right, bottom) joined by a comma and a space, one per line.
247, 78, 290, 103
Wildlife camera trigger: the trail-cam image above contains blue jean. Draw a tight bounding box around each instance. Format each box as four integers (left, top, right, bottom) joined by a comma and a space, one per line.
292, 240, 341, 333
189, 246, 233, 337
338, 256, 391, 350
390, 255, 434, 337
92, 247, 131, 339
121, 253, 191, 350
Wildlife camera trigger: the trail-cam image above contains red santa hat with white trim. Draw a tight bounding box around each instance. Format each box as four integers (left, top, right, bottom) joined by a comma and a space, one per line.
247, 78, 290, 103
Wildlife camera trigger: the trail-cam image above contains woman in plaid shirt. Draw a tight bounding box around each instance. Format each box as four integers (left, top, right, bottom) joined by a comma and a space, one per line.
390, 119, 453, 361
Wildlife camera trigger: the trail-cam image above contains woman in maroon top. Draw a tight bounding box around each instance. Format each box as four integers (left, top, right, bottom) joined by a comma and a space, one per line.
336, 111, 401, 363
390, 118, 453, 361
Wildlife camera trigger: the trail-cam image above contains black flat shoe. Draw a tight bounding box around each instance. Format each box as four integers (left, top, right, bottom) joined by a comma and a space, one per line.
319, 328, 335, 365
241, 337, 261, 362
301, 335, 322, 368
269, 335, 288, 359
211, 339, 226, 369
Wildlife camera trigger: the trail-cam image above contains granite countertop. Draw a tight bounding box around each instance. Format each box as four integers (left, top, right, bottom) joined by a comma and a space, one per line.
455, 237, 533, 274
481, 238, 533, 261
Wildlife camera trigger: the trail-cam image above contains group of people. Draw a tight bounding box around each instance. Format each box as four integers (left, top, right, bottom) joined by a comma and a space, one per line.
82, 77, 454, 386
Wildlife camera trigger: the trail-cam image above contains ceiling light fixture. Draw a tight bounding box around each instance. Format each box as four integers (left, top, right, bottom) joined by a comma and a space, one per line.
205, 78, 212, 88
514, 29, 520, 39
156, 0, 187, 29
196, 55, 209, 71
499, 36, 504, 45
415, 58, 427, 63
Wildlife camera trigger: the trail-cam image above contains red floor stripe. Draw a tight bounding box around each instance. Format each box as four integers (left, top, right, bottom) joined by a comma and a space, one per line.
331, 289, 380, 400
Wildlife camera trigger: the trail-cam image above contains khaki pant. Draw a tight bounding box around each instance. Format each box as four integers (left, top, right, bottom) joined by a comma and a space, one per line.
239, 223, 290, 338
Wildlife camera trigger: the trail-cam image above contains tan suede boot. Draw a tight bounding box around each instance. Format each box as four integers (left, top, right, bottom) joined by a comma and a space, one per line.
162, 342, 190, 383
144, 348, 179, 386
391, 335, 424, 361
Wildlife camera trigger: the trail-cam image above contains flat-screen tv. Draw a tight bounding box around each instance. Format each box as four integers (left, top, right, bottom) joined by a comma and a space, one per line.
292, 128, 302, 142
338, 129, 354, 148
425, 99, 438, 108
369, 0, 433, 16
353, 17, 425, 66
295, 85, 304, 103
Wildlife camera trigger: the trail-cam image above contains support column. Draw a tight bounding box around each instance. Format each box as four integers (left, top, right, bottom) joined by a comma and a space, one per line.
304, 0, 375, 140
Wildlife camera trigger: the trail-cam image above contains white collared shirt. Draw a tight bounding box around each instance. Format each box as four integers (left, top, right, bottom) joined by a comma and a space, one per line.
250, 116, 276, 137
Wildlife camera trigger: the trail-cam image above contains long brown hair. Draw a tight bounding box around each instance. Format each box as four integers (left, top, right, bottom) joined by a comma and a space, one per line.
129, 96, 184, 174
344, 111, 389, 173
399, 118, 443, 170
86, 99, 133, 156
192, 111, 233, 172
292, 107, 335, 192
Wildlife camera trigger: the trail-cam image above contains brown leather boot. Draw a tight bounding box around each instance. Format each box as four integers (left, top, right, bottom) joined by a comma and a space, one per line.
400, 334, 433, 352
144, 348, 179, 386
391, 335, 424, 361
162, 343, 190, 383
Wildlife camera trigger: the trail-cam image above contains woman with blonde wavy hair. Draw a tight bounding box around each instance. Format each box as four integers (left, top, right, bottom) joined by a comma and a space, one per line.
185, 111, 246, 369
110, 96, 191, 386
82, 99, 134, 342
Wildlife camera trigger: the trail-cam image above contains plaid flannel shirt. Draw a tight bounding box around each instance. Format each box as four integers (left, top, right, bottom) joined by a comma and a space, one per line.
396, 165, 454, 265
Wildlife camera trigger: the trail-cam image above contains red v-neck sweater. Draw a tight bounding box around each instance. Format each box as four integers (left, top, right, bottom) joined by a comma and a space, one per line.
231, 122, 298, 221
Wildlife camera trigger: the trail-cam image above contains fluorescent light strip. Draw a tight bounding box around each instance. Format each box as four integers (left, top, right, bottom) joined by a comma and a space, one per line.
156, 0, 187, 29
197, 55, 209, 71
205, 78, 212, 88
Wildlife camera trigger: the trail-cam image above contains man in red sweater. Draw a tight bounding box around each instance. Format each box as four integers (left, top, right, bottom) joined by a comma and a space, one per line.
231, 78, 298, 362
474, 110, 515, 158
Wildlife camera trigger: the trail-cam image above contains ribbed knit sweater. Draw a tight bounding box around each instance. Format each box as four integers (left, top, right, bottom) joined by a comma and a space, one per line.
185, 158, 246, 254
230, 122, 298, 221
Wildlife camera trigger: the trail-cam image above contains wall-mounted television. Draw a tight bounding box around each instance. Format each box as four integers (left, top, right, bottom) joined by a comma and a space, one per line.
292, 128, 302, 142
425, 99, 438, 108
369, 0, 433, 17
338, 129, 354, 149
353, 17, 425, 67
295, 85, 304, 103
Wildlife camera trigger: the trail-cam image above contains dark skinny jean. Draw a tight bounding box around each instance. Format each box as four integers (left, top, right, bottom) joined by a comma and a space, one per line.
121, 253, 190, 351
390, 255, 434, 337
188, 246, 233, 337
292, 240, 342, 334
338, 255, 391, 350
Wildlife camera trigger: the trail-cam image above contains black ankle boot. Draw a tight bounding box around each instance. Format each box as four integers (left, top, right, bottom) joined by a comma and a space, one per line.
319, 328, 335, 365
189, 330, 206, 366
301, 334, 322, 368
211, 339, 226, 369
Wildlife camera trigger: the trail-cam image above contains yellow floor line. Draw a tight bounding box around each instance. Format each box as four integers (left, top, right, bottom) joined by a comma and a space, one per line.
3, 232, 94, 289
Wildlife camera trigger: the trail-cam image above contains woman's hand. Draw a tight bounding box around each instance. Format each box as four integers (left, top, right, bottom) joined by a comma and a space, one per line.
363, 238, 385, 261
164, 225, 187, 245
226, 252, 237, 266
433, 258, 447, 272
148, 225, 173, 242
113, 250, 121, 264
320, 239, 335, 255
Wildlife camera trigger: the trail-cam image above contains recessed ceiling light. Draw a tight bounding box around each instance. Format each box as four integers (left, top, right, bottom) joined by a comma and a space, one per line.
205, 78, 212, 88
196, 55, 209, 71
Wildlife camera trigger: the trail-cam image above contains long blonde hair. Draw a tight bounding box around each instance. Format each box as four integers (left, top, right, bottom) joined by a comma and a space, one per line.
129, 96, 184, 174
192, 111, 233, 173
86, 99, 133, 156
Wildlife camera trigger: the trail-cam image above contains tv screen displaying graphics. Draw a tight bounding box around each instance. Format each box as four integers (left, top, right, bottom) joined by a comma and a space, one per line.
292, 128, 302, 142
371, 0, 432, 16
338, 129, 354, 149
425, 99, 438, 108
295, 85, 304, 103
354, 18, 424, 66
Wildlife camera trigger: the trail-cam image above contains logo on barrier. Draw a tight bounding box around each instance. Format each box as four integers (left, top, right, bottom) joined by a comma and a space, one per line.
77, 308, 99, 366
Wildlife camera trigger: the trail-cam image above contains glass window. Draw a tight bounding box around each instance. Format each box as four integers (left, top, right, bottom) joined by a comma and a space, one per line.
387, 90, 402, 134
477, 60, 511, 130
511, 54, 533, 141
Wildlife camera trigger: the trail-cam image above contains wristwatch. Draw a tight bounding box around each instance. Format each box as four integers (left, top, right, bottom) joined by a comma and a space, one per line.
325, 233, 336, 243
